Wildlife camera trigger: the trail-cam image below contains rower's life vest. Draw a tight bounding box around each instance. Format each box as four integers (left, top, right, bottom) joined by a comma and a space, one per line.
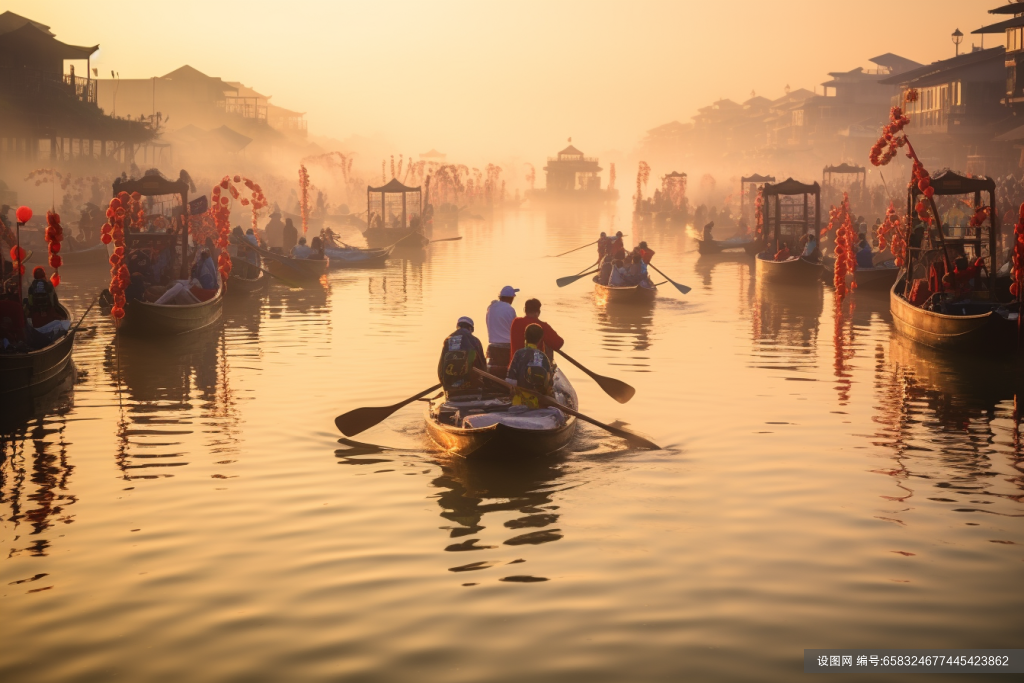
523, 348, 552, 394
27, 279, 55, 311
441, 331, 478, 391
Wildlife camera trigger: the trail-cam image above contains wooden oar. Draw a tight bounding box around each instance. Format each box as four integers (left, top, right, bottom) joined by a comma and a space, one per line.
647, 263, 691, 294
472, 369, 658, 449
334, 383, 443, 436
429, 236, 463, 243
549, 240, 596, 258
69, 291, 102, 335
555, 348, 635, 404
556, 268, 599, 288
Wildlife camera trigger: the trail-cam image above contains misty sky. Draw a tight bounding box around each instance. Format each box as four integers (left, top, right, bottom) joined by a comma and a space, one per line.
8, 0, 996, 161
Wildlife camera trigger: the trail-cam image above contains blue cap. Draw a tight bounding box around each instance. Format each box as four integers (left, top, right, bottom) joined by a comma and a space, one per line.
499, 285, 519, 297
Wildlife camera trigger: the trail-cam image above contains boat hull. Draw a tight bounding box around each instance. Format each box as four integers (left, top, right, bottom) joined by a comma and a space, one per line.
822, 257, 900, 291
594, 278, 658, 303
227, 270, 266, 295
424, 370, 578, 459
755, 254, 822, 285
696, 236, 758, 255
267, 256, 329, 280
0, 304, 76, 395
116, 287, 224, 335
889, 276, 1019, 352
363, 228, 429, 249
325, 246, 392, 269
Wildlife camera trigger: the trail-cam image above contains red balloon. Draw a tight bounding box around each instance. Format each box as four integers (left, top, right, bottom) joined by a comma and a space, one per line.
15, 206, 32, 223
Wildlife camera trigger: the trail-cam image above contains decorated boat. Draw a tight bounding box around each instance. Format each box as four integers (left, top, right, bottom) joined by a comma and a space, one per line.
363, 178, 430, 248
0, 303, 76, 395
754, 178, 823, 286
324, 244, 394, 269
594, 276, 658, 303
424, 368, 578, 458
695, 234, 759, 255
106, 173, 225, 336
822, 255, 900, 291
889, 171, 1018, 352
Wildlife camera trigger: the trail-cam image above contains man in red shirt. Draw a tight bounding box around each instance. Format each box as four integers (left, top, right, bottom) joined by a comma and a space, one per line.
509, 298, 564, 364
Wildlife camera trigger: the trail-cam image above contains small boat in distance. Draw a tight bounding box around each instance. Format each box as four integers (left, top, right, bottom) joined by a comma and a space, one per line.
424, 368, 578, 458
227, 268, 267, 295
754, 178, 823, 286
594, 276, 658, 304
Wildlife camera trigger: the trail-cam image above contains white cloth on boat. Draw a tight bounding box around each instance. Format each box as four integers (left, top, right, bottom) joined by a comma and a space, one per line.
461, 407, 565, 430
32, 319, 70, 335
154, 280, 200, 305
292, 244, 313, 259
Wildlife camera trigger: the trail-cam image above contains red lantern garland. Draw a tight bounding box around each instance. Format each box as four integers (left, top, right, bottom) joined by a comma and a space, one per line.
210, 175, 269, 283
106, 193, 129, 320
826, 193, 858, 301
633, 161, 651, 213
876, 201, 906, 267
298, 164, 310, 235
44, 210, 64, 287
754, 186, 764, 241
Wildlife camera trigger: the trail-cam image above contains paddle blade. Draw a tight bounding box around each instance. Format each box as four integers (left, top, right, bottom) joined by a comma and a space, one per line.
556, 269, 598, 288
613, 428, 660, 450
334, 406, 398, 436
670, 281, 691, 295
595, 375, 636, 404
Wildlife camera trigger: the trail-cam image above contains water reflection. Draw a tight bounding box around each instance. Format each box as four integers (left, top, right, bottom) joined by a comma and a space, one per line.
749, 281, 823, 373
103, 325, 226, 480
0, 369, 76, 560
594, 298, 655, 359
432, 455, 567, 583
694, 252, 752, 289
871, 336, 1024, 519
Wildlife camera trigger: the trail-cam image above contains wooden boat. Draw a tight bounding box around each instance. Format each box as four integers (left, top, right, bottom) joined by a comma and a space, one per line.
696, 234, 759, 255
324, 245, 393, 268
365, 178, 429, 248
594, 276, 658, 303
266, 254, 329, 280
821, 255, 900, 291
363, 227, 429, 249
754, 253, 823, 285
227, 268, 266, 295
424, 368, 578, 458
890, 274, 1019, 352
117, 284, 224, 335
0, 303, 76, 395
889, 170, 1019, 353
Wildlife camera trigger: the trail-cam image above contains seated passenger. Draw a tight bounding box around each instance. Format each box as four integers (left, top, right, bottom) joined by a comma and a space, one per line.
26, 266, 59, 327
192, 249, 219, 290
800, 232, 818, 259
598, 254, 614, 285
506, 323, 553, 409
126, 248, 153, 282
774, 242, 791, 261
856, 241, 874, 269
309, 236, 325, 259
0, 281, 26, 350
437, 316, 487, 397
292, 236, 313, 259
125, 272, 147, 303
609, 259, 630, 286
625, 253, 644, 285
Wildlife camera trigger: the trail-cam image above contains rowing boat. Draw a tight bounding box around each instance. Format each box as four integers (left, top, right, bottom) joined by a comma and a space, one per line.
363, 227, 429, 249
0, 303, 76, 396
890, 274, 1019, 353
695, 235, 759, 255
116, 283, 224, 335
324, 245, 393, 268
266, 255, 329, 280
424, 368, 578, 458
227, 269, 267, 295
755, 253, 823, 285
821, 255, 900, 291
593, 276, 658, 303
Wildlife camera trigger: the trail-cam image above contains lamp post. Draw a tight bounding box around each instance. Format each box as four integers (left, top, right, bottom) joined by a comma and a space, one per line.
952, 28, 963, 56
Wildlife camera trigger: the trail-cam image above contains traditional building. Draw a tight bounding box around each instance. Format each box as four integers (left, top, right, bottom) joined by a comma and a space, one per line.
0, 11, 153, 165
544, 144, 603, 192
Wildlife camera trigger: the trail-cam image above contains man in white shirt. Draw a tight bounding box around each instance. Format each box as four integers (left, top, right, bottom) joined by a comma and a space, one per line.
485, 285, 518, 374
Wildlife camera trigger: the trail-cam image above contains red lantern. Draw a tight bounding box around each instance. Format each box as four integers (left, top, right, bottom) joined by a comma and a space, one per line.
15, 206, 32, 223
50, 273, 60, 287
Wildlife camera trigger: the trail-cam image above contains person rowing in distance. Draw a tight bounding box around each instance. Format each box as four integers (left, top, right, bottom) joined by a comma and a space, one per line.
597, 232, 611, 260
485, 285, 518, 375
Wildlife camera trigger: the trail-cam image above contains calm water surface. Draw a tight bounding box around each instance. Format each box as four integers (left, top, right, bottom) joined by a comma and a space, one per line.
2, 206, 1022, 682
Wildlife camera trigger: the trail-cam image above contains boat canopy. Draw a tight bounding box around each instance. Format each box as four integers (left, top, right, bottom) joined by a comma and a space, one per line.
762, 178, 821, 251
112, 170, 192, 279
366, 178, 422, 230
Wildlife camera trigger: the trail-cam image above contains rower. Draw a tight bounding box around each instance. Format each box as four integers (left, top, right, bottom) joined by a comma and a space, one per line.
485, 285, 518, 375
702, 221, 714, 241
598, 253, 614, 285
265, 210, 285, 249
282, 218, 298, 253
609, 231, 626, 260
507, 323, 553, 408
597, 232, 611, 260
510, 298, 564, 363
438, 316, 487, 397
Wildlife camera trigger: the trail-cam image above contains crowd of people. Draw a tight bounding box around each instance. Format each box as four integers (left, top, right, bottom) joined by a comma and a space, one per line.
593, 231, 657, 288
437, 286, 564, 409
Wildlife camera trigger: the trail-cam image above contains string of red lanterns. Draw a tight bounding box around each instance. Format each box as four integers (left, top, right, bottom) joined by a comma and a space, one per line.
876, 201, 906, 268
44, 211, 64, 287
211, 175, 268, 283
298, 165, 310, 235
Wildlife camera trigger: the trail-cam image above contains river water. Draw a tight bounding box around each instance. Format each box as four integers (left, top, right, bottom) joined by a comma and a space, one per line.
1, 205, 1022, 682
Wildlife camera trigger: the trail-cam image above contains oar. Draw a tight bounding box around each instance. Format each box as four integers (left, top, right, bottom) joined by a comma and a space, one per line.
334, 383, 443, 436
472, 369, 658, 449
647, 263, 691, 294
555, 348, 635, 404
549, 240, 596, 258
69, 291, 102, 335
429, 236, 462, 243
556, 268, 599, 288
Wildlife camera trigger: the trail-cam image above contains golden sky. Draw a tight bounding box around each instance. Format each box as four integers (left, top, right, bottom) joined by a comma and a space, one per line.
8, 0, 996, 161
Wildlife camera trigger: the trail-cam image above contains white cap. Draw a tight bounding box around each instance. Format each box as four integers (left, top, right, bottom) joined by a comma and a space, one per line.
457, 316, 474, 329
499, 285, 519, 298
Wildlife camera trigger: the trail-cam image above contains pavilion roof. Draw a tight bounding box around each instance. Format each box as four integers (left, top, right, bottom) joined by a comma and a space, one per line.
368, 178, 421, 193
